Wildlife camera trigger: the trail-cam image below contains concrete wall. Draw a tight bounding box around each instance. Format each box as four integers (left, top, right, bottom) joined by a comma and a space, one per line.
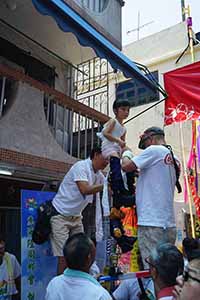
0, 79, 76, 163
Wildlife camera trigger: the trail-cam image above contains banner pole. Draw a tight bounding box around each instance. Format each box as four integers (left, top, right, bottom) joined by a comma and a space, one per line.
184, 4, 196, 237
179, 122, 195, 237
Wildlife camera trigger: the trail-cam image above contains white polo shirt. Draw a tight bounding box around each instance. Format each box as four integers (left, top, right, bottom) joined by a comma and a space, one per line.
45, 269, 112, 300
132, 145, 177, 228
52, 159, 104, 216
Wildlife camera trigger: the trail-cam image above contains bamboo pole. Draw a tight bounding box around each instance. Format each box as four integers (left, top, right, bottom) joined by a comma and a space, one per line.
179, 122, 195, 237
180, 4, 196, 238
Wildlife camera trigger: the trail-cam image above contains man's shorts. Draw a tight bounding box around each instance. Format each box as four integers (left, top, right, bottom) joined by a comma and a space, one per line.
138, 225, 176, 269
50, 214, 84, 256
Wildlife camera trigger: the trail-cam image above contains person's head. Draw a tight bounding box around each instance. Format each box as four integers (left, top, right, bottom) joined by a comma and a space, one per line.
63, 233, 96, 273
182, 237, 200, 261
112, 99, 130, 121
0, 234, 6, 261
138, 126, 165, 149
90, 146, 108, 171
177, 256, 200, 300
146, 243, 184, 292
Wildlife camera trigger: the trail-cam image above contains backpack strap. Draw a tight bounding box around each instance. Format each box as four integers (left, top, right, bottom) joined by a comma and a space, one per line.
163, 144, 182, 193
137, 278, 148, 300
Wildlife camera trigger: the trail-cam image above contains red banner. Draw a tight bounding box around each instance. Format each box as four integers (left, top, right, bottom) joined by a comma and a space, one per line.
164, 61, 200, 126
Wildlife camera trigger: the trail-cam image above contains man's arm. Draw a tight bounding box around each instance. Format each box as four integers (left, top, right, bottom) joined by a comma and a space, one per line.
76, 181, 103, 195
121, 157, 137, 173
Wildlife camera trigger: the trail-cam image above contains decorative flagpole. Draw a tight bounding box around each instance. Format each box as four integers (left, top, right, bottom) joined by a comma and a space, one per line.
179, 122, 195, 238
181, 4, 195, 238
185, 5, 195, 62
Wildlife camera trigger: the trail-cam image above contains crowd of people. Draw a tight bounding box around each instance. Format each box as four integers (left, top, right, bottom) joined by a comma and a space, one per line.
45, 233, 200, 300
1, 99, 200, 300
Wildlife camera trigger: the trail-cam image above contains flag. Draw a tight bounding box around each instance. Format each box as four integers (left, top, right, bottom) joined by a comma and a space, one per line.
164, 61, 200, 126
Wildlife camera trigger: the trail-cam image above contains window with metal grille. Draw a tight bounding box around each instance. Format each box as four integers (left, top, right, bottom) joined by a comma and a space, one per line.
116, 71, 159, 108
81, 0, 109, 13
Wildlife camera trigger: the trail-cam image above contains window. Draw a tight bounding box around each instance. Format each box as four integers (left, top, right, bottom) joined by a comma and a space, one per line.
116, 71, 159, 108
0, 76, 17, 118
82, 0, 109, 13
0, 37, 55, 86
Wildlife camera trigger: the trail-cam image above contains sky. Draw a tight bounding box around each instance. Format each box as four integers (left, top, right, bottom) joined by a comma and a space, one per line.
122, 0, 200, 45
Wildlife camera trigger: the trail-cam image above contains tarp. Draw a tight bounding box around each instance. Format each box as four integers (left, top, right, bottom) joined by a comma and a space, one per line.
164, 61, 200, 125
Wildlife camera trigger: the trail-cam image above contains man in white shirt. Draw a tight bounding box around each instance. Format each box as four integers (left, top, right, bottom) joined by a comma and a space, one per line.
122, 127, 181, 268
50, 147, 108, 272
0, 234, 21, 300
45, 233, 112, 300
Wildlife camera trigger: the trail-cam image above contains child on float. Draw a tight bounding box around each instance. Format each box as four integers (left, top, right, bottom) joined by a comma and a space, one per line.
97, 99, 137, 253
97, 98, 135, 208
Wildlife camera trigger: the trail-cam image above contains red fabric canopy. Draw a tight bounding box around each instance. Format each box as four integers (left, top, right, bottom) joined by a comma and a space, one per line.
164, 61, 200, 126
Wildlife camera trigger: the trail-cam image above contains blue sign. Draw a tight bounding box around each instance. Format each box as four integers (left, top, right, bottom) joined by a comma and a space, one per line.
21, 190, 58, 300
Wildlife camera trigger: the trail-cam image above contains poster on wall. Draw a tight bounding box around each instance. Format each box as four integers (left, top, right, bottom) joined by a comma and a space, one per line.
21, 190, 58, 300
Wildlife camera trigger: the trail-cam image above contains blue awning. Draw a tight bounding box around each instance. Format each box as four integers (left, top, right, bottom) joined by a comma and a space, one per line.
32, 0, 159, 93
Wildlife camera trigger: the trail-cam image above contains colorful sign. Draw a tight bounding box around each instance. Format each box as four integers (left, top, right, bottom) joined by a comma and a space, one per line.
21, 190, 58, 300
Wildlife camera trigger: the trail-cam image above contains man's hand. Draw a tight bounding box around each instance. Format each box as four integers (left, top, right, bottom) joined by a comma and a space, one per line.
117, 138, 126, 148
172, 275, 184, 299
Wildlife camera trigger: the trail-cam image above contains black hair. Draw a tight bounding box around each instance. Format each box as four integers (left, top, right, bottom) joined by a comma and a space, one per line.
0, 233, 5, 243
63, 233, 94, 270
144, 126, 165, 136
113, 99, 130, 110
90, 146, 102, 159
183, 237, 200, 261
150, 243, 184, 286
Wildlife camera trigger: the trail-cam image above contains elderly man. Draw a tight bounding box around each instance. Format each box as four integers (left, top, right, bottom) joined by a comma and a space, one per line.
0, 234, 21, 300
45, 233, 112, 300
122, 127, 181, 268
50, 146, 108, 273
173, 250, 200, 300
146, 243, 184, 300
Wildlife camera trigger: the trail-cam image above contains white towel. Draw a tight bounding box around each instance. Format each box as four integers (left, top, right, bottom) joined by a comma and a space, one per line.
83, 158, 109, 241
101, 173, 110, 217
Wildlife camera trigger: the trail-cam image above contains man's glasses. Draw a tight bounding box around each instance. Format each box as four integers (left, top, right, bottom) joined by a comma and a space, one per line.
183, 270, 200, 284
